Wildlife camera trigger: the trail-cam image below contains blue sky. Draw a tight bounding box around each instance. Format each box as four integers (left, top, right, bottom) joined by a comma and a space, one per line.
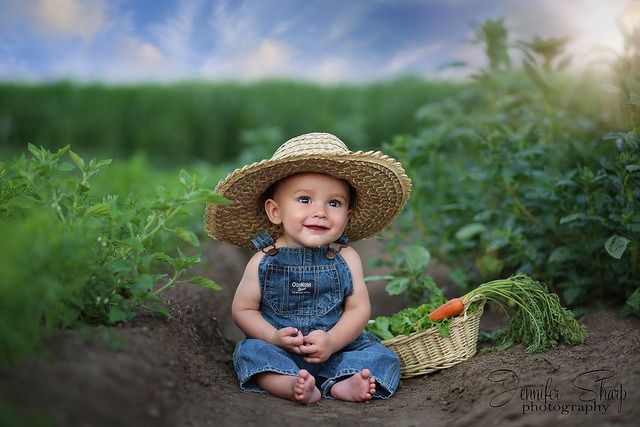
0, 0, 637, 83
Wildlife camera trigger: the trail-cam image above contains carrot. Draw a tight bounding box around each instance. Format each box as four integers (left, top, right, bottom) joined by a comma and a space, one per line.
428, 297, 465, 321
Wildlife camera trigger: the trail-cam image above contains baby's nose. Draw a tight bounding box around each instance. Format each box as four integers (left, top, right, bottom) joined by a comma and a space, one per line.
313, 205, 327, 217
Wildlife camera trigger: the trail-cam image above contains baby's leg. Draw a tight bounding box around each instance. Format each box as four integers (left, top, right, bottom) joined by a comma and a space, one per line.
255, 369, 321, 404
330, 369, 376, 402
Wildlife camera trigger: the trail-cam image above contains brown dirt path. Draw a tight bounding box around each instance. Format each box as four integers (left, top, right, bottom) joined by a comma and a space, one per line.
1, 240, 638, 426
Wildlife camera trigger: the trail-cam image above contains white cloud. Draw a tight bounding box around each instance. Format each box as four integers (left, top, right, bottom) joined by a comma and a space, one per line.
201, 38, 292, 80
385, 43, 444, 74
209, 0, 259, 51
304, 56, 351, 82
120, 37, 164, 65
27, 0, 111, 41
150, 0, 202, 67
502, 0, 630, 65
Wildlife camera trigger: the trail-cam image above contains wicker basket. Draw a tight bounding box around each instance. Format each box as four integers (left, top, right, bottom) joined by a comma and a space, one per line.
382, 296, 485, 378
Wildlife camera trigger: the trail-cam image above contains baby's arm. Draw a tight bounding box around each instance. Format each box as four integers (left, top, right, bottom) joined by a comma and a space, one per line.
232, 251, 304, 353
301, 246, 371, 363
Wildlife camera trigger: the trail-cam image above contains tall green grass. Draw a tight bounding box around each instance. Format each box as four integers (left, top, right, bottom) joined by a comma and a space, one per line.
0, 78, 460, 165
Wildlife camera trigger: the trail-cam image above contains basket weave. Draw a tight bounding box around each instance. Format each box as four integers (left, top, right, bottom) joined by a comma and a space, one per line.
382, 298, 485, 378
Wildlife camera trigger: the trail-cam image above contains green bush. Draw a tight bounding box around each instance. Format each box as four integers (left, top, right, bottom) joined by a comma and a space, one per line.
0, 145, 225, 366
383, 26, 639, 315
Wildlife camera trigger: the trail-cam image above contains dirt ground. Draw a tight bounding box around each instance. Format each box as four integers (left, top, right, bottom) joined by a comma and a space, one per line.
1, 239, 638, 427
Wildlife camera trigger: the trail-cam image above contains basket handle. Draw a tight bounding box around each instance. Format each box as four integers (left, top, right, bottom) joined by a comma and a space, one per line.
462, 293, 485, 320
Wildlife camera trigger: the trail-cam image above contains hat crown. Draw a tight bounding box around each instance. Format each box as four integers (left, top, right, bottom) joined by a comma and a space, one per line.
272, 132, 348, 160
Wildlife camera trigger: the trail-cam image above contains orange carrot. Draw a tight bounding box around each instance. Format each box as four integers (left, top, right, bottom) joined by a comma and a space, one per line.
428, 297, 465, 321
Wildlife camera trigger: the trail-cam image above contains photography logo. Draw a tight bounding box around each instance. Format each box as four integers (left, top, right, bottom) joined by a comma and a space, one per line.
487, 369, 627, 416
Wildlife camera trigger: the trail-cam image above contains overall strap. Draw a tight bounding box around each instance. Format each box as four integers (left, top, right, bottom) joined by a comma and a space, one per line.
334, 235, 349, 245
251, 230, 275, 251
325, 235, 349, 259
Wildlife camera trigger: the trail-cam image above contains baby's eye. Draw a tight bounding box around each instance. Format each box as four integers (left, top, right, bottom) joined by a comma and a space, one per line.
328, 199, 342, 208
297, 196, 311, 204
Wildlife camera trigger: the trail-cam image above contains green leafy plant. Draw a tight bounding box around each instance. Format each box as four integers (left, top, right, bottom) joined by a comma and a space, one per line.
366, 297, 454, 340
366, 245, 443, 304
381, 19, 638, 317
464, 274, 587, 354
365, 245, 469, 339
0, 145, 227, 365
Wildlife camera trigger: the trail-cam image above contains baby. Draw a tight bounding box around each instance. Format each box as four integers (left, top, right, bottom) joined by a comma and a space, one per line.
205, 132, 411, 403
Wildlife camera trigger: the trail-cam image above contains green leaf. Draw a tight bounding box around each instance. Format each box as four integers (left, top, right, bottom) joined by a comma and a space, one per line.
27, 143, 41, 160
203, 190, 231, 205
146, 304, 171, 320
108, 259, 133, 274
563, 287, 582, 304
69, 150, 85, 169
604, 235, 630, 259
559, 213, 587, 225
85, 203, 111, 218
437, 321, 451, 338
385, 277, 410, 295
455, 223, 486, 240
625, 287, 640, 316
58, 162, 74, 172
96, 159, 112, 168
365, 317, 394, 340
548, 247, 572, 264
153, 252, 172, 263
76, 182, 90, 193
449, 268, 469, 288
364, 275, 394, 283
189, 276, 222, 291
108, 306, 129, 324
404, 246, 431, 272
173, 227, 200, 247
62, 308, 80, 328
170, 249, 201, 271
123, 237, 145, 252
179, 169, 193, 188
132, 274, 155, 295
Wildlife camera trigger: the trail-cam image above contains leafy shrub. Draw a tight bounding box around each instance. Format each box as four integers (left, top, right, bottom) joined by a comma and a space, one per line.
383, 25, 639, 315
0, 145, 226, 365
366, 245, 443, 305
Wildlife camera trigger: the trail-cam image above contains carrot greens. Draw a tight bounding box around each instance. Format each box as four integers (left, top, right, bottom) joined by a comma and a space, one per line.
468, 274, 587, 354
368, 273, 587, 355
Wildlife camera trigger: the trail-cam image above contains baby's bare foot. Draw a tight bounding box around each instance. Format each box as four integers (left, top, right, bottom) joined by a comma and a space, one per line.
293, 369, 321, 404
330, 369, 376, 402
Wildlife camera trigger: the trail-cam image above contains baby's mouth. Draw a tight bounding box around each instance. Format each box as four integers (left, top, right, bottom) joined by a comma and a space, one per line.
304, 224, 329, 232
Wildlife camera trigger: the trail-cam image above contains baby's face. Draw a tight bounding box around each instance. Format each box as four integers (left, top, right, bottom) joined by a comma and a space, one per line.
264, 173, 352, 248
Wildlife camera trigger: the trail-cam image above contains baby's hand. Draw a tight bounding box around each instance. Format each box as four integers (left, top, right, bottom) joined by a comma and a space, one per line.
299, 330, 335, 363
271, 327, 304, 354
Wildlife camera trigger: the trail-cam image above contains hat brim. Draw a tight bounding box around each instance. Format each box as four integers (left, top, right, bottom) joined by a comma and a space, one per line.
204, 151, 411, 249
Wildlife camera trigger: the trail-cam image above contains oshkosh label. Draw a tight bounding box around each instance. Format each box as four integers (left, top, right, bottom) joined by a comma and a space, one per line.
289, 281, 313, 295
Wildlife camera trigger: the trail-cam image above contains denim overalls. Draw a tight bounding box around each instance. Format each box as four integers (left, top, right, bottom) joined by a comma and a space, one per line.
232, 231, 401, 399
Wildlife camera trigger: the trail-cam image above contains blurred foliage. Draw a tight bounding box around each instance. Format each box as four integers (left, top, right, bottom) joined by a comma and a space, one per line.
0, 146, 225, 366
0, 78, 459, 166
382, 22, 639, 316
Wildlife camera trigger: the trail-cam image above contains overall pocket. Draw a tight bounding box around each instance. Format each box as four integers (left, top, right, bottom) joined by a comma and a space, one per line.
263, 264, 342, 317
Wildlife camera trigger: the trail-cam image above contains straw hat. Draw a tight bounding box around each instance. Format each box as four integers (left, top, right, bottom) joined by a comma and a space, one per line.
204, 132, 411, 249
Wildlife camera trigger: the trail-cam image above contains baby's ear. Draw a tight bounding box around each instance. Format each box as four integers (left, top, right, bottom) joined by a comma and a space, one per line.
264, 198, 282, 224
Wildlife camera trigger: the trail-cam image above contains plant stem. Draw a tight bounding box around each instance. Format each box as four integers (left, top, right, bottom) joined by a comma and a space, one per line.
153, 272, 181, 295
502, 177, 542, 226
140, 207, 179, 245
